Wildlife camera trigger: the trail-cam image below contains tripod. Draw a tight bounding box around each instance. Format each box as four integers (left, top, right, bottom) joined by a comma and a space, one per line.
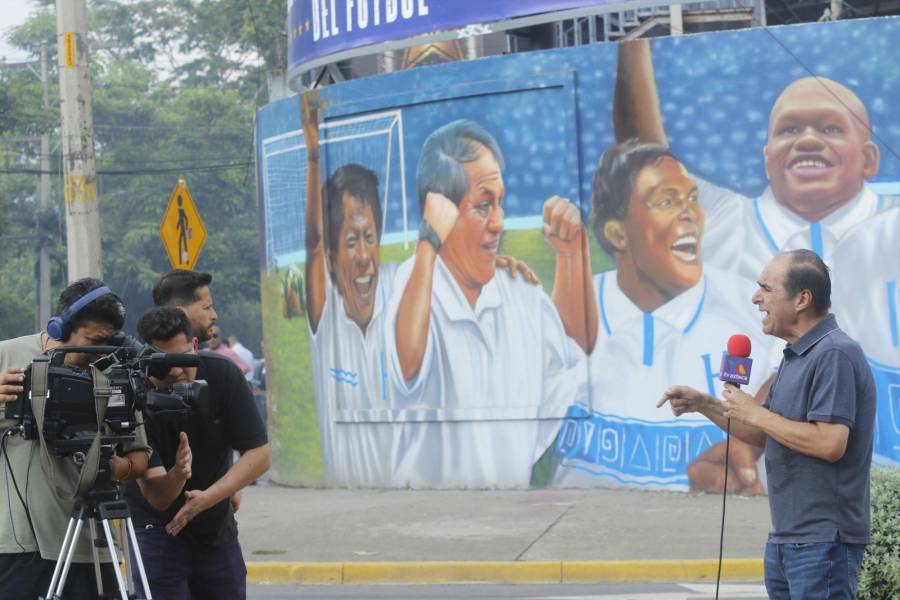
43, 483, 152, 600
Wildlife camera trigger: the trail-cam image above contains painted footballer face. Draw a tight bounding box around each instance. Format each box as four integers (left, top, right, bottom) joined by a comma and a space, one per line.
441, 144, 505, 296
329, 192, 380, 332
765, 77, 879, 222
623, 156, 704, 302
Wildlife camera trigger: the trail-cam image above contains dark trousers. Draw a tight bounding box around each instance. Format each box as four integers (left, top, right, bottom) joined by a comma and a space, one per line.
133, 525, 247, 600
0, 552, 117, 600
764, 541, 865, 599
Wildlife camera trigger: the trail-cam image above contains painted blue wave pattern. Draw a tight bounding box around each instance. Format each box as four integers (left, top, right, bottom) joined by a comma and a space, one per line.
329, 367, 359, 388
554, 403, 726, 488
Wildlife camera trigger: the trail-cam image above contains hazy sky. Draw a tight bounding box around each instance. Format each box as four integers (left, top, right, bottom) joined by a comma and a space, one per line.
0, 1, 38, 62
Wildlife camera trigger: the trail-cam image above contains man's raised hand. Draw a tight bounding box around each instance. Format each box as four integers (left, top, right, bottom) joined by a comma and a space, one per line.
174, 431, 192, 482
542, 196, 584, 256
423, 192, 459, 245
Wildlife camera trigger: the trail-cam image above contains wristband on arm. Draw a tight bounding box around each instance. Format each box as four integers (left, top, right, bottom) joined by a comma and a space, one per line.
418, 219, 442, 253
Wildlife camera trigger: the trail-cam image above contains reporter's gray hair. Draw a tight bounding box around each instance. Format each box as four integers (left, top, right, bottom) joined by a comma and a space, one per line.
415, 120, 505, 211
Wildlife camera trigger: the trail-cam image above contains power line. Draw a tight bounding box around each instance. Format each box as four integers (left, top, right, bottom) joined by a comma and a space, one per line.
0, 161, 253, 176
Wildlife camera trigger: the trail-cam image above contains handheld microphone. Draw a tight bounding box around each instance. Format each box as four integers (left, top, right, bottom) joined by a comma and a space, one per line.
719, 334, 753, 387
714, 334, 753, 600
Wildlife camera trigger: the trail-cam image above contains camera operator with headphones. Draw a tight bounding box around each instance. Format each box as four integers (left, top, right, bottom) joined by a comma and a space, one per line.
0, 278, 150, 600
127, 306, 270, 599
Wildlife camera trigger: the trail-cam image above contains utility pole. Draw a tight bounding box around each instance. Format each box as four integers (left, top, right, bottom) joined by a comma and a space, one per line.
36, 41, 52, 330
56, 0, 102, 281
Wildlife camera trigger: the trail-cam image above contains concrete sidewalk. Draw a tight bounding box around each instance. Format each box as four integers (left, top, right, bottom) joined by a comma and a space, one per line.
236, 483, 771, 584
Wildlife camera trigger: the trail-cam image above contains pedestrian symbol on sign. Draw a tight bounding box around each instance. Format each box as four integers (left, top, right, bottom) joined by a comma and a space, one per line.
160, 177, 207, 270
177, 196, 190, 264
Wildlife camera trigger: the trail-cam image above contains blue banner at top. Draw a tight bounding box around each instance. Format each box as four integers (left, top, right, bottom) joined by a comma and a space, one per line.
288, 0, 619, 71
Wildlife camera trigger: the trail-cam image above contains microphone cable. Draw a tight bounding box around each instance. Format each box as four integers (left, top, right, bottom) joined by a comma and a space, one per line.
715, 417, 732, 600
2, 427, 38, 550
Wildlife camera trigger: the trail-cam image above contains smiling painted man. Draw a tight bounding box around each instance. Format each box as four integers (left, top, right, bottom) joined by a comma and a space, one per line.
385, 119, 588, 488
614, 40, 899, 281
548, 140, 776, 493
301, 91, 400, 487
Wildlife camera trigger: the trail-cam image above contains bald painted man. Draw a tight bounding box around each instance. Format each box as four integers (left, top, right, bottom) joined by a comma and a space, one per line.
614, 40, 900, 281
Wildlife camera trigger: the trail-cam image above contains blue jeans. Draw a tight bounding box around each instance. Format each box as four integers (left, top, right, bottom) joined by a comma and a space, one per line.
132, 524, 247, 600
764, 541, 865, 599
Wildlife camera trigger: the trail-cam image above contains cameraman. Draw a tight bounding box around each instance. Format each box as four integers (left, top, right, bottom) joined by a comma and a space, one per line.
128, 306, 270, 599
0, 278, 150, 600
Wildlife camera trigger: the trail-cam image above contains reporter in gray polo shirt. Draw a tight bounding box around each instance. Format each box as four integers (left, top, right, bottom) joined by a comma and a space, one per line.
659, 249, 875, 599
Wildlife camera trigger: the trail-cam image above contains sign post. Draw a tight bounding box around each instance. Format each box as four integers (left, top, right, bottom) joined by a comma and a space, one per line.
160, 177, 207, 270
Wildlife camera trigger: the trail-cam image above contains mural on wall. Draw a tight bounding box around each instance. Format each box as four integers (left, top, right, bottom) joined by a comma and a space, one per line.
258, 16, 900, 490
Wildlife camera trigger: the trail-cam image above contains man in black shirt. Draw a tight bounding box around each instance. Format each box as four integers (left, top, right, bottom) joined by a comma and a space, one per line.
128, 307, 270, 599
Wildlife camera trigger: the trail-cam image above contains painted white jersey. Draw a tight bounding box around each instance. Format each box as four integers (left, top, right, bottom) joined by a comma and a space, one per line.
308, 262, 398, 487
551, 267, 777, 490
832, 207, 900, 467
699, 179, 899, 281
384, 255, 589, 489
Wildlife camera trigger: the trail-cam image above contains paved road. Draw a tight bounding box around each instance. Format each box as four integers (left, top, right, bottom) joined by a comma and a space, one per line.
248, 582, 767, 599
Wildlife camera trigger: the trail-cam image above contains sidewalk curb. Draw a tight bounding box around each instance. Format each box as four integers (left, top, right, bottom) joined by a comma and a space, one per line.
247, 559, 763, 585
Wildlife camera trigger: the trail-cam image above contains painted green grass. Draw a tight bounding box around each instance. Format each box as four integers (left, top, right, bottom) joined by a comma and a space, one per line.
262, 228, 615, 486
261, 269, 323, 485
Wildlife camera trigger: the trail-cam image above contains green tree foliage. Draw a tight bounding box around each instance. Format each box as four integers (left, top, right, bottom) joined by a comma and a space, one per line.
859, 468, 900, 599
0, 0, 286, 353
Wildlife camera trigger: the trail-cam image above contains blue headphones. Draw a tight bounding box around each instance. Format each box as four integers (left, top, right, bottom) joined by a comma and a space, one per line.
46, 286, 113, 341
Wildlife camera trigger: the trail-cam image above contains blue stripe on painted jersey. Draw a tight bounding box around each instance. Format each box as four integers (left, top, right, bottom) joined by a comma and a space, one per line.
888, 280, 899, 348
599, 272, 612, 336
380, 352, 388, 401
809, 222, 824, 258
754, 197, 779, 253
643, 313, 654, 367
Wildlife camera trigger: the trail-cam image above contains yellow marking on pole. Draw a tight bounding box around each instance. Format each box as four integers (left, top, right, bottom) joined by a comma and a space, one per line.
64, 32, 75, 68
64, 175, 97, 204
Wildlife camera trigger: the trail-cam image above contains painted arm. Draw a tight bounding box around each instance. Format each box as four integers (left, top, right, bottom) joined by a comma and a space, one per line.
303, 90, 327, 333
165, 443, 271, 535
613, 38, 668, 145
542, 196, 598, 354
684, 375, 773, 494
395, 193, 459, 381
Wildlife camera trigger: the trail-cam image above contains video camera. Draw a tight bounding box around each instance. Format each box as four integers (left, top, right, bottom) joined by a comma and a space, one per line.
6, 340, 209, 457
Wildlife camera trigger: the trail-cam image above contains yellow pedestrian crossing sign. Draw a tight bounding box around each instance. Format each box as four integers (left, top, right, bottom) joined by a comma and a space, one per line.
160, 177, 207, 270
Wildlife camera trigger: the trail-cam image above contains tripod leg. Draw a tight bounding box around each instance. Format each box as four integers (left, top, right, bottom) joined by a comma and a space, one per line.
89, 519, 105, 596
46, 511, 83, 599
100, 518, 130, 600
119, 519, 137, 598
50, 516, 86, 598
124, 518, 153, 599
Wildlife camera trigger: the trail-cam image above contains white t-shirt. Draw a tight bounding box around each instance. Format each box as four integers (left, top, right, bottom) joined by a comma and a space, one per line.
384, 255, 589, 489
231, 342, 255, 381
699, 179, 899, 282
551, 267, 777, 490
832, 207, 900, 467
307, 263, 399, 487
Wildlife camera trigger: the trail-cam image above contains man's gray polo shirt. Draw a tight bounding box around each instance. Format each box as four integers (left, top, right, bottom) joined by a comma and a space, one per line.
763, 314, 875, 545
